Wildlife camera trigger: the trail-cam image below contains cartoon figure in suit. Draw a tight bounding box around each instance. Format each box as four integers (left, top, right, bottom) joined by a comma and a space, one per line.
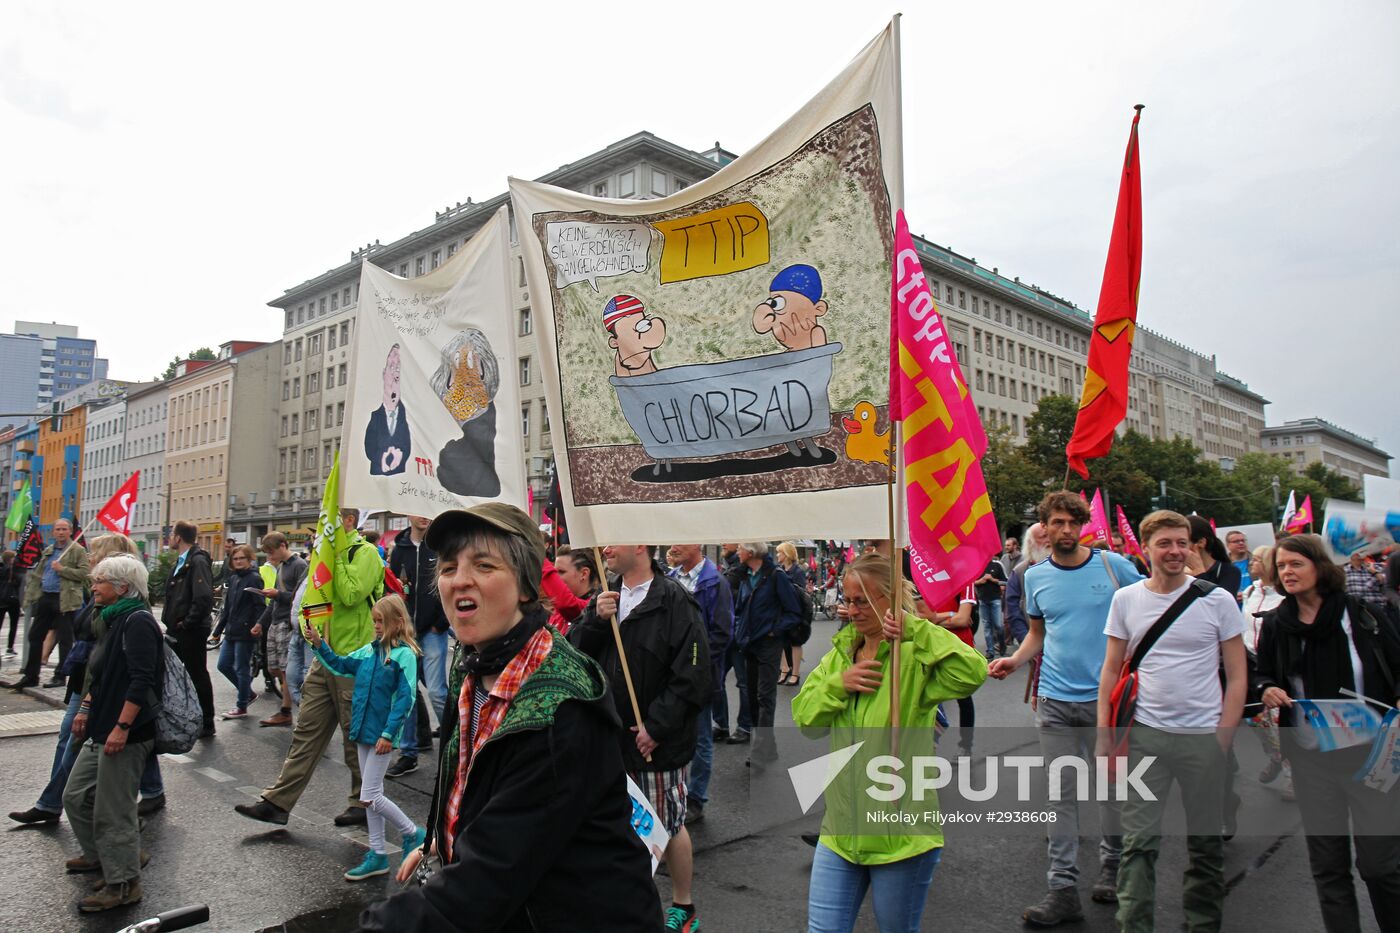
364, 343, 411, 475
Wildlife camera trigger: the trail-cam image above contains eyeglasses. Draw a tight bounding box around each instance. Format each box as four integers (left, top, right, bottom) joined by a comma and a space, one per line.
840, 596, 875, 610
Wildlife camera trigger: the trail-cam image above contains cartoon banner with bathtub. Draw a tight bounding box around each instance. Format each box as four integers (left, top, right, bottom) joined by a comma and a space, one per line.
510, 23, 902, 545
341, 206, 528, 517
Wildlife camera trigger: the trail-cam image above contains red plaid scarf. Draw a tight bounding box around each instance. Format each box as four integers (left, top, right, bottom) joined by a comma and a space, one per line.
443, 625, 554, 861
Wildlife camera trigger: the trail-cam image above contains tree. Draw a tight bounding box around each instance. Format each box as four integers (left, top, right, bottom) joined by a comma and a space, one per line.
1299, 461, 1362, 503
1023, 395, 1077, 479
157, 347, 217, 381
980, 424, 1046, 537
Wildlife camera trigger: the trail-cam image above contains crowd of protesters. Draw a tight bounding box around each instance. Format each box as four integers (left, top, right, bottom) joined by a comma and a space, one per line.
4, 494, 1399, 933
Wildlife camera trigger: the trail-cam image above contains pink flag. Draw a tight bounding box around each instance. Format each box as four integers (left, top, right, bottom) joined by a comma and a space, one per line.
1115, 504, 1148, 569
890, 210, 1000, 607
1079, 489, 1111, 546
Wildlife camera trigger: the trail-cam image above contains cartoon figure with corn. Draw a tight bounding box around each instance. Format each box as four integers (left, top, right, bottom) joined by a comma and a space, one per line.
430, 328, 501, 496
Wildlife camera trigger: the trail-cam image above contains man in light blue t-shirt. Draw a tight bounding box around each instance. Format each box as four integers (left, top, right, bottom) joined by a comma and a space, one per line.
989, 490, 1143, 926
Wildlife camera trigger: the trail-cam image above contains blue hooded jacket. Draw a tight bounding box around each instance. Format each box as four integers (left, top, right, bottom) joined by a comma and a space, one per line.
733, 553, 802, 648
313, 638, 418, 746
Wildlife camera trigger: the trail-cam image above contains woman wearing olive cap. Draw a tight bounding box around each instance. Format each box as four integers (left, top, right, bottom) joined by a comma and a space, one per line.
358, 502, 657, 932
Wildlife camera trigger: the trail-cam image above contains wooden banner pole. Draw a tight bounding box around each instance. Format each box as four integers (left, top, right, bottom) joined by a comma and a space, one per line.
594, 545, 650, 763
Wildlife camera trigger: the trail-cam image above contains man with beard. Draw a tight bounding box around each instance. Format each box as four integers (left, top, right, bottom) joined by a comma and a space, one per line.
989, 491, 1144, 927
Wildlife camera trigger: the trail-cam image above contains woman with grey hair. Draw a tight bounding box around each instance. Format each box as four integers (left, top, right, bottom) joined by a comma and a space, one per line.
62, 553, 163, 913
431, 328, 503, 497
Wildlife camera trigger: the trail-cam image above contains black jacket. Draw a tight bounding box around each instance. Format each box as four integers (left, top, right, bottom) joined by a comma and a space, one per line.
359, 628, 658, 933
571, 567, 710, 772
214, 566, 266, 641
258, 554, 307, 629
734, 554, 803, 648
162, 545, 214, 631
1252, 595, 1400, 727
0, 560, 23, 605
364, 403, 412, 476
389, 528, 447, 635
84, 606, 162, 745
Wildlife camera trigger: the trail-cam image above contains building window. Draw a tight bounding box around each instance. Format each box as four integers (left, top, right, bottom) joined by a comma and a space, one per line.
651, 170, 669, 196
325, 405, 333, 425
541, 401, 550, 435
335, 363, 345, 386
973, 330, 982, 353
282, 381, 290, 400
308, 373, 320, 393
330, 292, 338, 312
431, 250, 441, 270
284, 344, 292, 364
520, 308, 532, 336
319, 297, 326, 314
519, 357, 531, 386
340, 322, 350, 344
521, 404, 531, 438
325, 367, 334, 388
447, 242, 457, 258
309, 334, 321, 355
296, 306, 305, 324
295, 339, 303, 361
307, 409, 318, 431
958, 290, 967, 310
618, 170, 635, 197
343, 287, 352, 306
975, 370, 984, 391
398, 263, 409, 277
336, 402, 344, 425
293, 377, 301, 397
971, 297, 979, 315
593, 181, 608, 197
328, 328, 336, 351
415, 257, 425, 276
285, 310, 294, 329
291, 413, 299, 434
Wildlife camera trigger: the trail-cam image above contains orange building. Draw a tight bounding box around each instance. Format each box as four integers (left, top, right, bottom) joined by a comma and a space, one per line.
37, 404, 86, 532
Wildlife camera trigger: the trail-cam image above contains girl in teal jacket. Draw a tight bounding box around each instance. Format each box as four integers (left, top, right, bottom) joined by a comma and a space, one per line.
792, 554, 988, 933
307, 593, 427, 881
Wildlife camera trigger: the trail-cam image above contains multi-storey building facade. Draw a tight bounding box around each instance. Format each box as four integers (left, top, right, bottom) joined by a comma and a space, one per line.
0, 334, 44, 431
234, 132, 1270, 537
1261, 418, 1391, 483
13, 321, 108, 407
6, 424, 39, 545
124, 382, 171, 557
37, 403, 83, 533
78, 397, 128, 533
164, 342, 278, 559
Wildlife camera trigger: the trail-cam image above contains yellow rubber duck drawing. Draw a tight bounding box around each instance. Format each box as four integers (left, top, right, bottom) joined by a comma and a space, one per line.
842, 401, 890, 465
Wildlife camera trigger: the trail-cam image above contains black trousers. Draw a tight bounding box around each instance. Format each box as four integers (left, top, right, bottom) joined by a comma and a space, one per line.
1, 600, 20, 652
23, 593, 72, 684
1291, 746, 1400, 933
172, 624, 216, 728
743, 634, 783, 760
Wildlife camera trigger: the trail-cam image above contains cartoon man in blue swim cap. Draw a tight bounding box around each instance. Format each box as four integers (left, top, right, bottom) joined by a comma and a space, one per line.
753, 263, 828, 350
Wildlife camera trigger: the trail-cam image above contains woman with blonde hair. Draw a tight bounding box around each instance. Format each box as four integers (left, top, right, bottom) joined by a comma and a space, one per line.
9, 535, 166, 826
776, 541, 809, 685
793, 554, 988, 932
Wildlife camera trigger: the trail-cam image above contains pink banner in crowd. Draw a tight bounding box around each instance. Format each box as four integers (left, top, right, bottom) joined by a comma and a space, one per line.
889, 209, 1000, 608
1115, 504, 1149, 568
1079, 489, 1111, 545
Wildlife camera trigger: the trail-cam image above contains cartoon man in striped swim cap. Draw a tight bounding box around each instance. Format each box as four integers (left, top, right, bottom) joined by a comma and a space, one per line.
604, 294, 667, 377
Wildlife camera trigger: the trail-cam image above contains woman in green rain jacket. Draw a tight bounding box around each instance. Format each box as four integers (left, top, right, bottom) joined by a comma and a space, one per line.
792, 553, 987, 933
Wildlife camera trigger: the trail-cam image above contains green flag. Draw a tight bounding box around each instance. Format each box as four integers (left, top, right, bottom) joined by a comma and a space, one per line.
302, 451, 342, 627
5, 479, 31, 534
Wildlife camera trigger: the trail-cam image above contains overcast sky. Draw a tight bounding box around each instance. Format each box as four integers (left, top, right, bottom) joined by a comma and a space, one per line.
4, 0, 1397, 462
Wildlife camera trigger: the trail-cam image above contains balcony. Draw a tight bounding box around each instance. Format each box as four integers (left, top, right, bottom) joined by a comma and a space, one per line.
16, 440, 35, 454
14, 459, 32, 473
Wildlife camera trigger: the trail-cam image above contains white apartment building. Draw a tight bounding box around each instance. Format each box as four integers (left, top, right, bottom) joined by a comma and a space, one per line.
78, 397, 127, 534
124, 382, 171, 558
1262, 418, 1391, 483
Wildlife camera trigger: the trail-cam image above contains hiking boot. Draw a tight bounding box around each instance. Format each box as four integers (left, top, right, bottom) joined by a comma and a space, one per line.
712, 727, 729, 741
333, 806, 368, 827
92, 849, 150, 890
386, 756, 419, 777
234, 799, 289, 825
65, 855, 102, 874
664, 904, 701, 931
344, 851, 389, 881
1023, 887, 1083, 926
1090, 863, 1118, 903
259, 710, 293, 727
137, 794, 166, 816
9, 807, 60, 825
78, 879, 142, 912
725, 730, 751, 745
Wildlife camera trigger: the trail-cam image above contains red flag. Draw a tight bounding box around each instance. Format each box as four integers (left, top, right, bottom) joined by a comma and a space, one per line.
14, 518, 43, 570
96, 471, 141, 535
1066, 107, 1145, 479
890, 210, 1000, 608
1286, 495, 1314, 533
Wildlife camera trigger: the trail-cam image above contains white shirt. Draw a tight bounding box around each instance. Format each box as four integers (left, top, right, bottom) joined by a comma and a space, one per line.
1106, 579, 1246, 730
384, 404, 400, 438
1241, 584, 1284, 651
618, 576, 653, 623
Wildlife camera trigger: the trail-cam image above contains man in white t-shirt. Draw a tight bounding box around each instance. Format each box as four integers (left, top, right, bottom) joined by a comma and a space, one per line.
1096, 510, 1248, 933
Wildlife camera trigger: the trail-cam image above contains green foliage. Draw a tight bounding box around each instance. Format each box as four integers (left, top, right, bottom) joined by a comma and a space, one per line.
157, 347, 217, 381
979, 425, 1047, 535
148, 549, 178, 601
1023, 395, 1077, 477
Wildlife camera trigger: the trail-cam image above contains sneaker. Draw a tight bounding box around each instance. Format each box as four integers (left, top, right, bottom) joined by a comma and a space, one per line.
402, 825, 427, 861
9, 807, 60, 825
234, 799, 289, 825
344, 851, 389, 882
1259, 759, 1284, 784
333, 806, 368, 827
387, 756, 419, 778
222, 708, 248, 719
78, 879, 142, 912
137, 793, 166, 816
1090, 863, 1118, 903
5, 648, 15, 655
664, 904, 700, 931
684, 799, 704, 826
711, 727, 729, 742
725, 730, 751, 745
1023, 887, 1084, 927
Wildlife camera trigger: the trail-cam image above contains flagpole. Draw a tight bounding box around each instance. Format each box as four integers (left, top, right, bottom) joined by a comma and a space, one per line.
888, 9, 905, 753
593, 545, 650, 763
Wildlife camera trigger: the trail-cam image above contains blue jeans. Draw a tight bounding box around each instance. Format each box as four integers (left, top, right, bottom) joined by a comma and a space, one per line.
978, 599, 1004, 655
38, 693, 163, 812
687, 704, 714, 804
807, 842, 942, 933
217, 638, 255, 709
285, 634, 309, 704
419, 630, 449, 720
714, 640, 751, 734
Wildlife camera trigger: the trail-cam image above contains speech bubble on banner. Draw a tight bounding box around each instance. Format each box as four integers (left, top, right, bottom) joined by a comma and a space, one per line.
654, 202, 769, 284
546, 221, 652, 291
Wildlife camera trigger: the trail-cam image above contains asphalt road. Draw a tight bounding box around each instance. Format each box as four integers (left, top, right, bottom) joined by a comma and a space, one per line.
0, 619, 1382, 932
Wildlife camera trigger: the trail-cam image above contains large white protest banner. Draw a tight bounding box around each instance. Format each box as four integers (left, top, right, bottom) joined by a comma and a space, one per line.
341, 206, 527, 517
510, 22, 903, 545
